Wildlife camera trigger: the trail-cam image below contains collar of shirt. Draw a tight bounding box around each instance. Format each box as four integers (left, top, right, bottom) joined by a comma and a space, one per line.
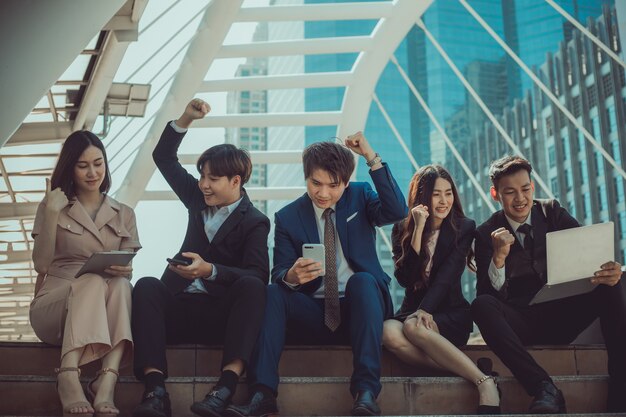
504, 213, 532, 233
203, 196, 243, 221
312, 202, 337, 221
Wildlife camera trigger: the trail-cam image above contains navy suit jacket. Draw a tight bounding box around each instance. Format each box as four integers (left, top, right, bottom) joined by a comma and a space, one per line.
271, 163, 408, 318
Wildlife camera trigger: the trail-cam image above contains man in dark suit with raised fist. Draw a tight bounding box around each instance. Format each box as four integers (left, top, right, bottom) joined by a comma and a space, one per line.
132, 99, 270, 417
472, 155, 626, 414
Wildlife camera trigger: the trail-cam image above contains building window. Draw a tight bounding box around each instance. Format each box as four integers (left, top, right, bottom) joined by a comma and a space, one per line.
578, 130, 585, 151
572, 95, 581, 117
583, 193, 592, 219
620, 212, 626, 239
579, 159, 589, 184
608, 106, 617, 133
595, 151, 605, 177
565, 169, 572, 191
602, 74, 613, 97
592, 116, 601, 139
548, 144, 556, 166
561, 135, 570, 159
598, 185, 607, 211
545, 116, 553, 136
588, 85, 598, 108
551, 177, 559, 195
613, 141, 622, 165
615, 177, 625, 203
241, 91, 250, 99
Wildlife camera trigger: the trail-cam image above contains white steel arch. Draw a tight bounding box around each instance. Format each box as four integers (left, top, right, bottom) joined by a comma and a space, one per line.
116, 0, 244, 206
337, 0, 433, 140
115, 0, 434, 205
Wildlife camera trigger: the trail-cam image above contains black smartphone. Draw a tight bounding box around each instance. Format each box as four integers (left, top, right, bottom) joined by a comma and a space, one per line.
166, 257, 191, 266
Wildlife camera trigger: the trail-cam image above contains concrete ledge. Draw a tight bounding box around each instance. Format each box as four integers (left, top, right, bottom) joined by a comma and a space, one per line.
0, 374, 616, 416
0, 342, 609, 378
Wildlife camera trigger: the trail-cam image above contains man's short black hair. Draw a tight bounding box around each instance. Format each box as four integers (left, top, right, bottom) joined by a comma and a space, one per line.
196, 144, 252, 186
489, 155, 533, 190
302, 141, 355, 184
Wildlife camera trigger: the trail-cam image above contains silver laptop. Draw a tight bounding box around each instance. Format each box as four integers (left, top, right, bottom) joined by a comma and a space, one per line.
529, 222, 614, 305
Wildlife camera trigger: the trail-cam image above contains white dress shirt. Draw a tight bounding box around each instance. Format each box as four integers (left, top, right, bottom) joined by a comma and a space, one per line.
171, 118, 243, 294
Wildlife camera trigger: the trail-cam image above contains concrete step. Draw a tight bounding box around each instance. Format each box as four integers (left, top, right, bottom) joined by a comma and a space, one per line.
0, 342, 609, 378
0, 413, 626, 417
0, 374, 619, 416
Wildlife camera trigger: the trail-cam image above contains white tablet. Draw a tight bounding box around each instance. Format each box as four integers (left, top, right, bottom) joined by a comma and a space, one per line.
74, 251, 136, 278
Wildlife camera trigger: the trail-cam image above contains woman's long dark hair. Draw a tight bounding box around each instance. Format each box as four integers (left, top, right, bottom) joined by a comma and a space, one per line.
395, 165, 474, 290
50, 131, 111, 199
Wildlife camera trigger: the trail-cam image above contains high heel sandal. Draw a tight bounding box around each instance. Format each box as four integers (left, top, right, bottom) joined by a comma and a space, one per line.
55, 367, 94, 417
85, 368, 120, 417
476, 357, 502, 415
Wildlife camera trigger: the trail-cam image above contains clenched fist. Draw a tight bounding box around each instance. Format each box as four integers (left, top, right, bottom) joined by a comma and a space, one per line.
491, 227, 515, 268
411, 204, 429, 226
176, 98, 211, 129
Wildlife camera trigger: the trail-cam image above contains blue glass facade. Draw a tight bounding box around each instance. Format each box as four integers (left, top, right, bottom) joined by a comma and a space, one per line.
303, 0, 419, 193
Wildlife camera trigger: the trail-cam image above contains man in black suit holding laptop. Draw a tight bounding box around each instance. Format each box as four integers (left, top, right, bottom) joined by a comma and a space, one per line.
132, 99, 270, 417
472, 155, 626, 414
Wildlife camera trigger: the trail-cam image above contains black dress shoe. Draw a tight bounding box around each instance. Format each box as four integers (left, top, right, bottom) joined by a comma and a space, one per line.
529, 380, 566, 414
133, 386, 172, 417
608, 380, 626, 412
191, 385, 233, 417
223, 390, 278, 417
351, 390, 381, 416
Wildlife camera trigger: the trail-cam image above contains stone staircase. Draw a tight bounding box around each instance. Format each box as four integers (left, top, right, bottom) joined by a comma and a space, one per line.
0, 342, 624, 416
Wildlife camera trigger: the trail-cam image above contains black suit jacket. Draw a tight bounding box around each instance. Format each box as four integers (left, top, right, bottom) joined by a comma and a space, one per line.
152, 123, 271, 296
475, 199, 579, 305
392, 216, 475, 316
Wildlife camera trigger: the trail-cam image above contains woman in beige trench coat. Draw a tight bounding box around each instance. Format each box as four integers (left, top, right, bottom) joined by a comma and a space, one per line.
30, 131, 141, 417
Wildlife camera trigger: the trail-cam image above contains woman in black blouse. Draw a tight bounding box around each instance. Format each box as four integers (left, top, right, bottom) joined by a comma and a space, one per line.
382, 165, 500, 415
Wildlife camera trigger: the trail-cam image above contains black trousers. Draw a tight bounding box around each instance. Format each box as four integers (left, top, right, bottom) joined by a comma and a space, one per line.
471, 281, 626, 395
131, 276, 266, 380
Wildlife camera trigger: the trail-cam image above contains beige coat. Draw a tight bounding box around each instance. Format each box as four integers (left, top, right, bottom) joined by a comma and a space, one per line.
29, 195, 140, 366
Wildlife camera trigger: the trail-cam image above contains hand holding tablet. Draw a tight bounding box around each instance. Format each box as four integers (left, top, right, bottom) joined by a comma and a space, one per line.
75, 251, 136, 278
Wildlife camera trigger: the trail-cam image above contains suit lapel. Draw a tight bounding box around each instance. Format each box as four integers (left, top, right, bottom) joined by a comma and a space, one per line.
67, 199, 104, 245
530, 204, 547, 258
93, 195, 118, 232
431, 219, 453, 270
297, 195, 320, 244
335, 190, 349, 256
210, 194, 249, 246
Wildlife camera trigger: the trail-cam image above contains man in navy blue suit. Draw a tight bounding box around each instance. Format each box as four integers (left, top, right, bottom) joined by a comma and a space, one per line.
225, 133, 408, 417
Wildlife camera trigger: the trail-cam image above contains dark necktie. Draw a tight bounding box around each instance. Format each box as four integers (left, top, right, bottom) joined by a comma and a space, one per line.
517, 223, 534, 255
323, 208, 340, 331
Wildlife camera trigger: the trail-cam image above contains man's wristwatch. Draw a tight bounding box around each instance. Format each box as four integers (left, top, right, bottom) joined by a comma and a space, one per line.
366, 153, 382, 167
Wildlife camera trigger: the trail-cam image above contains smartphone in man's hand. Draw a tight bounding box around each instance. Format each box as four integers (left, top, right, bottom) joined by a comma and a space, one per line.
302, 244, 326, 276
167, 257, 191, 267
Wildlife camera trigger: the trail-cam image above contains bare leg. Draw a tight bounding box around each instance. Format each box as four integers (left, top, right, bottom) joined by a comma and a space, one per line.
58, 347, 94, 415
402, 318, 499, 406
223, 358, 245, 376
91, 341, 127, 414
382, 320, 440, 369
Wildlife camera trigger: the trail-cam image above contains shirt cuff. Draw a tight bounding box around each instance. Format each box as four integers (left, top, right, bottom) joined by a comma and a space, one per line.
170, 120, 188, 133
281, 273, 300, 290
488, 259, 506, 291
202, 264, 217, 281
